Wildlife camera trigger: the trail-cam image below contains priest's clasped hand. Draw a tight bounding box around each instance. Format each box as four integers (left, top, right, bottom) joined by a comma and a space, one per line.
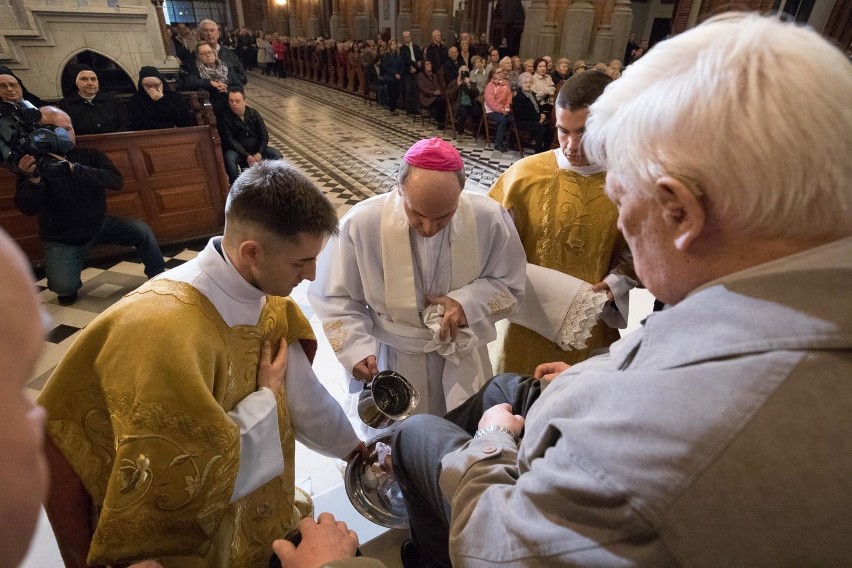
427, 295, 468, 342
352, 355, 378, 383
591, 281, 614, 301
257, 338, 289, 395
534, 361, 571, 385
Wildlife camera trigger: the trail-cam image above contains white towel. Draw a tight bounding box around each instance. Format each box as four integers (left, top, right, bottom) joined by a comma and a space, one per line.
421, 304, 479, 365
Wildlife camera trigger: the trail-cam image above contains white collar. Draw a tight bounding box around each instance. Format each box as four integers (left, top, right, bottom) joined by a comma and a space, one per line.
553, 148, 606, 176
197, 236, 267, 305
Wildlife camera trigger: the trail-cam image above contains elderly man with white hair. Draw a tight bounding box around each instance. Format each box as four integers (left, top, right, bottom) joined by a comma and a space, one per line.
356, 13, 851, 568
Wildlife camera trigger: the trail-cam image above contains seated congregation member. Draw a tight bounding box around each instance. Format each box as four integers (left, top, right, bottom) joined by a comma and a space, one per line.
308, 138, 525, 432
531, 57, 556, 114
500, 56, 519, 94
446, 65, 481, 139
512, 72, 555, 154
468, 55, 488, 93
441, 46, 464, 86
14, 107, 164, 306
0, 66, 45, 106
219, 86, 283, 184
490, 70, 633, 374
483, 66, 512, 152
185, 42, 243, 116
38, 161, 366, 568
551, 57, 571, 85
129, 66, 193, 130
58, 64, 130, 135
389, 14, 852, 568
417, 60, 446, 128
198, 18, 247, 85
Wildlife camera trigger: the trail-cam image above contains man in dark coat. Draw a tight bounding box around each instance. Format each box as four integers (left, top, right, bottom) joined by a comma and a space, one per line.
218, 87, 283, 184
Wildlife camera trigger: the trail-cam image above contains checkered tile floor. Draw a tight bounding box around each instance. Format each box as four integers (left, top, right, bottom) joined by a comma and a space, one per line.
245, 72, 523, 216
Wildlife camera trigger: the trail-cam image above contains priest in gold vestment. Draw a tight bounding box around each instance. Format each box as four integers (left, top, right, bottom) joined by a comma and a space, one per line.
490, 71, 637, 375
38, 162, 364, 568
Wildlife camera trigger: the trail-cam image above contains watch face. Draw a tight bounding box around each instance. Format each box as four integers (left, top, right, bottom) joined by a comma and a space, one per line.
344, 433, 409, 529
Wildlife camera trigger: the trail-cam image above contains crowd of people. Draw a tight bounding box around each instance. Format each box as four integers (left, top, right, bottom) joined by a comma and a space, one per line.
1, 11, 851, 568
168, 22, 636, 152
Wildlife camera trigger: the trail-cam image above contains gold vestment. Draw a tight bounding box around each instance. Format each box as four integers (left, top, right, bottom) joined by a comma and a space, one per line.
489, 151, 631, 374
38, 279, 315, 567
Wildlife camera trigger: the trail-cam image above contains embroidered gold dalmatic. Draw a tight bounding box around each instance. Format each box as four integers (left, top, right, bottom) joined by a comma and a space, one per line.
489, 151, 627, 374
38, 280, 316, 567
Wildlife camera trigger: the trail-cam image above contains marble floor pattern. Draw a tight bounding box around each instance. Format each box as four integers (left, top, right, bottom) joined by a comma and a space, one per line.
21, 71, 655, 567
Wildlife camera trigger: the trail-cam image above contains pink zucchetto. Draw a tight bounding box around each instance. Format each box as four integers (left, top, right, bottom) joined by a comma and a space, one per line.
402, 137, 464, 171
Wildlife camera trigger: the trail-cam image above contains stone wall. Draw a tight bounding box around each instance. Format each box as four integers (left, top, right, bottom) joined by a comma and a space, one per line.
0, 0, 173, 99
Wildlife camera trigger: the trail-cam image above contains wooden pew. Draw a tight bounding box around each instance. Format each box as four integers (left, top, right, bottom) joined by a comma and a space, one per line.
0, 94, 230, 265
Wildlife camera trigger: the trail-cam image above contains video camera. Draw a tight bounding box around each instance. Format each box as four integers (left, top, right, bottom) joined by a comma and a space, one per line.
0, 100, 75, 177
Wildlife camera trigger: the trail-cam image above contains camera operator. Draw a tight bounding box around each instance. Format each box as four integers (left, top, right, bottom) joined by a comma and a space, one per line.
14, 106, 164, 306
446, 65, 482, 140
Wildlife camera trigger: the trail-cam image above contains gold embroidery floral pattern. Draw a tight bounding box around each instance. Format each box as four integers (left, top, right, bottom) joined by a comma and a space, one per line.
323, 319, 348, 352
488, 292, 517, 315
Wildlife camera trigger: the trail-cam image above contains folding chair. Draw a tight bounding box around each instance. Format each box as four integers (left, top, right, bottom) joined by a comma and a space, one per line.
476, 106, 524, 156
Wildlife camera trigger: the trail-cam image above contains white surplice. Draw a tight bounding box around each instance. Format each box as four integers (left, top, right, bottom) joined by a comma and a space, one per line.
156, 237, 361, 501
308, 190, 526, 418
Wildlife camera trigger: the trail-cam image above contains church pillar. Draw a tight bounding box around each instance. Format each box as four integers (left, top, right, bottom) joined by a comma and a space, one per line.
397, 0, 413, 37
608, 0, 633, 62
369, 0, 379, 39
276, 0, 290, 35
539, 0, 560, 58
354, 0, 369, 39
459, 1, 471, 34
520, 0, 548, 59
308, 0, 321, 37
330, 0, 342, 39
589, 0, 615, 63
430, 0, 452, 46
560, 0, 594, 60
338, 0, 351, 39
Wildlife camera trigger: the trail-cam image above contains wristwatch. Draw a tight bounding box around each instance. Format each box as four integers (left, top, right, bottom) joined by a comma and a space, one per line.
473, 424, 517, 440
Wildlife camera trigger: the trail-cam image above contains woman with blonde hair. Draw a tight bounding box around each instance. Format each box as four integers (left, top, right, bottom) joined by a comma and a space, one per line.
469, 55, 488, 94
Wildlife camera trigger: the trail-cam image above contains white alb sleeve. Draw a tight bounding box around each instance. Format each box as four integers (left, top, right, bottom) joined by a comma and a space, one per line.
228, 386, 283, 503
286, 344, 363, 457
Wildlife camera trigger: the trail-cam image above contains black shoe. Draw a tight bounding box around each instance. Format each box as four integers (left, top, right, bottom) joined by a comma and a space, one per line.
400, 540, 420, 568
58, 292, 78, 306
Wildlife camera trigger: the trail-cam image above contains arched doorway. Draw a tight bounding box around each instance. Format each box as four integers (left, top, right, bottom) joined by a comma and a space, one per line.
59, 50, 136, 98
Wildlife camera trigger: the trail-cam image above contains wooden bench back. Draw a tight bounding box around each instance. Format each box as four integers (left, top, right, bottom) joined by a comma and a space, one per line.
0, 93, 229, 264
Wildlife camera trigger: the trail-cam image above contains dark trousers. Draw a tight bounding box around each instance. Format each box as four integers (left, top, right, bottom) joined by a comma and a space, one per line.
427, 98, 447, 127
44, 215, 164, 296
224, 146, 284, 184
487, 111, 510, 147
392, 374, 543, 568
386, 79, 401, 112
455, 103, 481, 134
402, 72, 419, 114
517, 120, 555, 153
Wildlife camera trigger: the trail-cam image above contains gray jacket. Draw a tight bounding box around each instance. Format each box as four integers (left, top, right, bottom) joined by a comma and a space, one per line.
439, 237, 852, 566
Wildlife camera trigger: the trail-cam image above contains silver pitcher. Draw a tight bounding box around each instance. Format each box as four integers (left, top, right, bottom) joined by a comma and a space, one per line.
357, 370, 419, 429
